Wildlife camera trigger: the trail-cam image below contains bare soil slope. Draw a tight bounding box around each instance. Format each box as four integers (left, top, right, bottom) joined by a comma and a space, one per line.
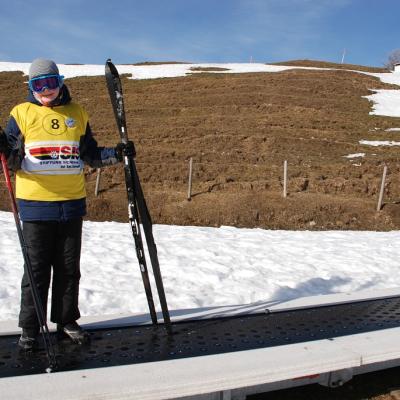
1, 61, 400, 230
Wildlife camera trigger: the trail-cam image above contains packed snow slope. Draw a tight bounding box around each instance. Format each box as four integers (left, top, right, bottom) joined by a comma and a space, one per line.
1, 211, 400, 321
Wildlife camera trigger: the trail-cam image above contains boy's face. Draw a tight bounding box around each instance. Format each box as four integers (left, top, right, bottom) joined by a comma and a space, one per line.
34, 87, 60, 106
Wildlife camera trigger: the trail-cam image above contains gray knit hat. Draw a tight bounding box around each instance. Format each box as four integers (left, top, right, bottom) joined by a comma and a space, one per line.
29, 58, 59, 80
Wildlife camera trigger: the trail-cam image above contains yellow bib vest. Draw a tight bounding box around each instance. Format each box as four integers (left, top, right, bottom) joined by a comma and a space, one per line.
11, 101, 88, 201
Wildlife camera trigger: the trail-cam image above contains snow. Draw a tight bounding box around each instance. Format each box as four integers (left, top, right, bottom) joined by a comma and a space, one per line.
0, 61, 307, 80
343, 153, 365, 158
1, 211, 400, 322
1, 61, 400, 323
369, 71, 400, 87
364, 89, 400, 117
359, 140, 400, 146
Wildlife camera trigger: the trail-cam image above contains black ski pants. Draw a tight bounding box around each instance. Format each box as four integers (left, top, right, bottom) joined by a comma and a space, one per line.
19, 218, 83, 330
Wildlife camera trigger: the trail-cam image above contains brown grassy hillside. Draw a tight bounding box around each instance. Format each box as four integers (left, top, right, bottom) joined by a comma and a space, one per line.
1, 60, 400, 230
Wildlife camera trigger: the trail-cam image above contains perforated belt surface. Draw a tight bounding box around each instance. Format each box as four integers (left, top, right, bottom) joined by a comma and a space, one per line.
1, 296, 400, 377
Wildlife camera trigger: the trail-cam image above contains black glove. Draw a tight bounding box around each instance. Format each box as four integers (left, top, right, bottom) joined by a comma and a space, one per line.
115, 141, 135, 162
0, 130, 8, 154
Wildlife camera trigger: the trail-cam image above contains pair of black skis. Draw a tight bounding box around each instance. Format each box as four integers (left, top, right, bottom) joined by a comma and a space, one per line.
105, 59, 171, 330
1, 59, 171, 373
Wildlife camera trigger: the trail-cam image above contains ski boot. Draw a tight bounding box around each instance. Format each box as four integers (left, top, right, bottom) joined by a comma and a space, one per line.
18, 328, 39, 351
57, 321, 90, 344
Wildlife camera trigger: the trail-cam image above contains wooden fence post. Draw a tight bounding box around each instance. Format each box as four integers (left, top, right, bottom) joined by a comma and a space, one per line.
95, 168, 101, 197
187, 157, 193, 201
377, 165, 387, 211
283, 160, 288, 198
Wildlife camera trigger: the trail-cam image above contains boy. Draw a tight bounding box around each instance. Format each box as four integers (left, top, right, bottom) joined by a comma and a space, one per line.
0, 58, 132, 350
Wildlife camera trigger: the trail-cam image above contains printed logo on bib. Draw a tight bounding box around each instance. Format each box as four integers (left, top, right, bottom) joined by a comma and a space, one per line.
29, 145, 80, 161
42, 113, 67, 136
65, 117, 76, 128
22, 141, 83, 175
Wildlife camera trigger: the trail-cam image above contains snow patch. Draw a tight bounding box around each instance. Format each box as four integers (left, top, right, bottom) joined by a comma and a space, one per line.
343, 153, 365, 158
359, 140, 400, 146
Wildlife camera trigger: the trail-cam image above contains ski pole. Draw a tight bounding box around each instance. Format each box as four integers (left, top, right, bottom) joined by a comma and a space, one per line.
0, 152, 57, 372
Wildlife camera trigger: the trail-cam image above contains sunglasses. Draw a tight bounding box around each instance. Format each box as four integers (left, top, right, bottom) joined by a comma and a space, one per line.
29, 74, 64, 93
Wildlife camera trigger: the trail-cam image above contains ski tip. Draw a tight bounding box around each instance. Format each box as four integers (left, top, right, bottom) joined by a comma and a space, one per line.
105, 59, 116, 69
105, 59, 120, 78
105, 59, 114, 75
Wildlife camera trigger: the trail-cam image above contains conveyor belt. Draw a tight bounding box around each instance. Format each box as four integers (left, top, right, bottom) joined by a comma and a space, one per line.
1, 296, 400, 378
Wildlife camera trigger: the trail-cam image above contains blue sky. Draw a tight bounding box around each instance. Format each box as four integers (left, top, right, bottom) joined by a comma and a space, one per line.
0, 0, 399, 67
